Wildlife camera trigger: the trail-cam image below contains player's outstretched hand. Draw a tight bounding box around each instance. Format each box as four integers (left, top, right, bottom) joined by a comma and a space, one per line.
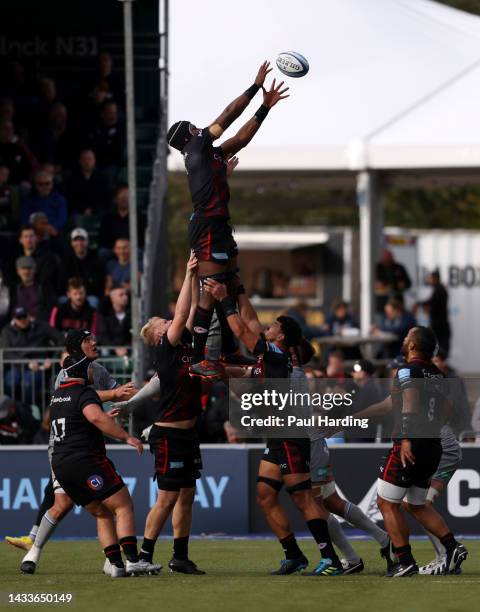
203, 278, 227, 300
262, 79, 289, 108
114, 382, 137, 401
400, 439, 415, 468
106, 407, 121, 418
186, 252, 198, 276
254, 61, 273, 87
227, 156, 239, 177
127, 436, 143, 455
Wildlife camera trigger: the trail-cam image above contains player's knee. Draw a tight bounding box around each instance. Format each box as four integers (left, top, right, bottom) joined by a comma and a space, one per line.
155, 491, 179, 511
178, 488, 195, 507
404, 502, 425, 516
377, 495, 393, 512
256, 484, 278, 509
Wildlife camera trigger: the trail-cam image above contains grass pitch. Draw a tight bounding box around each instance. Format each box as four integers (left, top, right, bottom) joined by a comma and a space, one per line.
1, 539, 479, 612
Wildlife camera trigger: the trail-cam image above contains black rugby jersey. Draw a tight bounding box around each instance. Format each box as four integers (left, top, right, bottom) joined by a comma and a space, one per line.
50, 382, 105, 464
251, 338, 291, 379
183, 127, 230, 219
391, 358, 445, 439
153, 329, 202, 422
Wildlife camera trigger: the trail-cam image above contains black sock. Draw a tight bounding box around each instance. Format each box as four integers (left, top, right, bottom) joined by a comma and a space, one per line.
215, 302, 238, 355
394, 544, 416, 566
192, 306, 214, 363
119, 536, 138, 563
139, 537, 157, 563
35, 479, 55, 526
440, 532, 458, 554
279, 533, 303, 560
306, 519, 341, 565
173, 536, 189, 561
104, 543, 124, 568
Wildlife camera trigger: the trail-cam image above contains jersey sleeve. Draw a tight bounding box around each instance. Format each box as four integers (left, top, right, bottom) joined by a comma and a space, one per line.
91, 361, 118, 391
79, 387, 102, 412
396, 366, 419, 391
181, 328, 193, 345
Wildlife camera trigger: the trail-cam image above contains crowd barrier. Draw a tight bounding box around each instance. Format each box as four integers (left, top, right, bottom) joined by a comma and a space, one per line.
1, 444, 479, 538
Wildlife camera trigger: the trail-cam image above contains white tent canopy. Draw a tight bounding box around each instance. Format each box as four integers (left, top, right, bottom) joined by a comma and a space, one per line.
169, 0, 480, 171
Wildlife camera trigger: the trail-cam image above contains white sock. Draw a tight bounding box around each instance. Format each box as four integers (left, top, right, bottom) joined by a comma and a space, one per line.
34, 511, 58, 550
425, 529, 446, 559
344, 502, 390, 548
327, 515, 360, 564
29, 525, 39, 542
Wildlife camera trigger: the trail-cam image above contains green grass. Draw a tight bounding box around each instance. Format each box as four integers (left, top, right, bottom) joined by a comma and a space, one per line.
1, 540, 479, 612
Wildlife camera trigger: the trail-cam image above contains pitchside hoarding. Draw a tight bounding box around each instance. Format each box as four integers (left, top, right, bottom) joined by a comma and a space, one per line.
0, 445, 478, 538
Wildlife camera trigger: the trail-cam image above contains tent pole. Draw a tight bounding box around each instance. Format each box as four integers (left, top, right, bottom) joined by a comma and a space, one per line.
357, 170, 381, 338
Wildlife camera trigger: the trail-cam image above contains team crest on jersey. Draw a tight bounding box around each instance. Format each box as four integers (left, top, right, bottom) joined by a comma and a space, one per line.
87, 475, 104, 491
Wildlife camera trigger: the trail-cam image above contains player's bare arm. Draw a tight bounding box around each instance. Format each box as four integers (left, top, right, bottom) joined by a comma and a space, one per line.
203, 279, 259, 352
167, 253, 198, 345
400, 387, 420, 467
82, 403, 143, 454
237, 292, 264, 336
97, 382, 137, 403
220, 79, 289, 158
186, 261, 200, 332
355, 396, 393, 420
208, 61, 272, 139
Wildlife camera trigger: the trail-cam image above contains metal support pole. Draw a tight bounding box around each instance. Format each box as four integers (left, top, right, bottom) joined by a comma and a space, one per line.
357, 170, 381, 337
119, 0, 143, 395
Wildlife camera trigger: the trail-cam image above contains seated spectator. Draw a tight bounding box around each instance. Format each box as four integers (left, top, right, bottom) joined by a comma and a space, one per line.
30, 211, 65, 257
0, 395, 41, 445
49, 277, 98, 334
65, 149, 110, 215
0, 307, 63, 404
34, 77, 59, 128
374, 297, 416, 357
93, 52, 123, 104
0, 270, 10, 328
16, 224, 61, 291
348, 360, 385, 441
104, 238, 143, 294
324, 299, 361, 360
99, 185, 132, 252
325, 350, 351, 384
375, 249, 411, 314
0, 164, 21, 229
32, 102, 76, 167
12, 256, 56, 321
87, 100, 125, 172
60, 227, 104, 299
0, 119, 37, 184
97, 287, 131, 355
286, 301, 325, 341
21, 170, 67, 231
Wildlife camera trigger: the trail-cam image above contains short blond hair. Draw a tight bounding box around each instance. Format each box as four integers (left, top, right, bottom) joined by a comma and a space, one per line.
140, 317, 162, 345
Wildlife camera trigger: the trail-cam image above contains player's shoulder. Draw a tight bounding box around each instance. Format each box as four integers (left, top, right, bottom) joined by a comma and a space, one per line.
78, 384, 101, 405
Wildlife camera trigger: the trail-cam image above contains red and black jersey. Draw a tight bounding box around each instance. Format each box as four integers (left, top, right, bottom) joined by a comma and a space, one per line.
391, 358, 445, 439
251, 337, 291, 379
153, 329, 202, 422
183, 127, 230, 219
50, 381, 105, 466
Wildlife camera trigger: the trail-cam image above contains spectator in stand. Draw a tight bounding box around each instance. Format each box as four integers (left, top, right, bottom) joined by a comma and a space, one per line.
324, 299, 360, 360
30, 211, 65, 257
60, 228, 104, 300
98, 185, 146, 253
49, 277, 98, 334
94, 52, 123, 103
104, 238, 143, 295
286, 300, 325, 341
32, 102, 75, 167
17, 224, 61, 291
65, 149, 110, 215
35, 77, 59, 127
97, 286, 131, 356
0, 164, 21, 229
432, 347, 470, 437
87, 100, 125, 177
417, 270, 451, 355
0, 306, 63, 404
373, 297, 416, 358
0, 270, 10, 329
21, 170, 67, 231
0, 119, 37, 184
348, 360, 385, 442
12, 256, 56, 321
375, 249, 411, 314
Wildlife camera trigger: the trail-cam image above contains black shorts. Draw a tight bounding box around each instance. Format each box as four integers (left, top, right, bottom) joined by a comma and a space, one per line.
379, 439, 442, 489
188, 215, 238, 264
263, 439, 310, 475
52, 455, 125, 507
149, 425, 202, 491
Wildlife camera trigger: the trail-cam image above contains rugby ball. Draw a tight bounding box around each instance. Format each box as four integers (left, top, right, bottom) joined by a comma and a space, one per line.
276, 52, 309, 78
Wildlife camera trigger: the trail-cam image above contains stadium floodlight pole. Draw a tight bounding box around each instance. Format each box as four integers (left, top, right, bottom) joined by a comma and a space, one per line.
119, 0, 142, 432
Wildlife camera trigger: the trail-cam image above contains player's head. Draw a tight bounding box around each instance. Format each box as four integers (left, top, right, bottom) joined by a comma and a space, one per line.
62, 353, 91, 382
294, 337, 315, 366
65, 329, 99, 360
265, 315, 302, 348
401, 326, 438, 361
167, 120, 197, 152
140, 316, 172, 346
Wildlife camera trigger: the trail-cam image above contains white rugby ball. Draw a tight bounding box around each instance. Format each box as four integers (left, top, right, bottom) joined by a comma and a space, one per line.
276, 51, 309, 78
